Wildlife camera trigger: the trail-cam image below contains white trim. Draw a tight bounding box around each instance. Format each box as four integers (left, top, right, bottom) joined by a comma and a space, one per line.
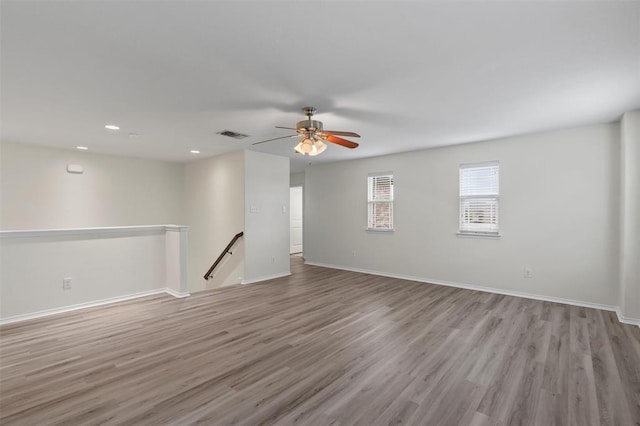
456, 232, 501, 239
0, 225, 190, 239
241, 272, 291, 285
164, 288, 191, 298
304, 261, 638, 325
616, 308, 640, 327
164, 225, 190, 233
0, 288, 190, 325
460, 160, 499, 169
368, 170, 394, 178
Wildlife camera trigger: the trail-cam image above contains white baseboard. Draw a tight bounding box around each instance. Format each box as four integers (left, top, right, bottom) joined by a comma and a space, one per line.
241, 271, 291, 285
0, 288, 190, 325
616, 308, 640, 327
164, 288, 190, 298
305, 261, 639, 326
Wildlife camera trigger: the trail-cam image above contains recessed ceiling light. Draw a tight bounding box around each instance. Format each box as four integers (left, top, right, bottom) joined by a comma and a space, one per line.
190, 150, 200, 154
105, 124, 120, 130
77, 146, 89, 150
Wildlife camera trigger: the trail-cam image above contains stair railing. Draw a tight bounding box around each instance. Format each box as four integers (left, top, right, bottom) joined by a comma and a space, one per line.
204, 231, 244, 280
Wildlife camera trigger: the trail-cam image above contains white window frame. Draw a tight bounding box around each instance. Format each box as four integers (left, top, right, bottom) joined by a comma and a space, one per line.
367, 172, 394, 231
458, 161, 500, 238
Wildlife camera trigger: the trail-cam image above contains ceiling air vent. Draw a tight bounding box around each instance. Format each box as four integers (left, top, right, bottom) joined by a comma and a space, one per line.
217, 130, 250, 139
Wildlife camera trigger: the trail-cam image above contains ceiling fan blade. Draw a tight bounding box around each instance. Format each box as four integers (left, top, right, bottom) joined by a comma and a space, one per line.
252, 134, 299, 145
275, 126, 299, 131
321, 135, 359, 149
318, 130, 361, 138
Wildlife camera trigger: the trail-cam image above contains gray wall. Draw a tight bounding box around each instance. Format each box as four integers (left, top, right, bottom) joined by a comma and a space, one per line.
620, 110, 640, 321
184, 150, 245, 292
1, 142, 184, 229
290, 172, 305, 187
244, 150, 290, 282
304, 123, 622, 310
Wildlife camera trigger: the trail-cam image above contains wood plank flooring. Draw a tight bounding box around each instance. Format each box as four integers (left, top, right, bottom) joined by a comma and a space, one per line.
1, 256, 639, 425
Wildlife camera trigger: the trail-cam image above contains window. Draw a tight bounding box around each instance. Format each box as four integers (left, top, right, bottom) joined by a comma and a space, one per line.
368, 172, 394, 230
459, 161, 499, 235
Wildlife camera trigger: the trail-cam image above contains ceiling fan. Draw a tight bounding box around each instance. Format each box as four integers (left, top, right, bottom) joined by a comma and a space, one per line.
252, 107, 360, 156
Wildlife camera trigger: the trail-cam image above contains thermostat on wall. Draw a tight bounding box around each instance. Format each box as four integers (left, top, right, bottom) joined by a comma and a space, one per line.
67, 164, 84, 174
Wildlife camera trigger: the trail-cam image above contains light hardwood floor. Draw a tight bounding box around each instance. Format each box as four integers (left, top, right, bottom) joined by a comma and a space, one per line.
1, 257, 639, 425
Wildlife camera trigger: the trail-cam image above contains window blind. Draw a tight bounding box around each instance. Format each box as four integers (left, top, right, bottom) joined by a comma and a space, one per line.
368, 173, 394, 230
459, 162, 499, 234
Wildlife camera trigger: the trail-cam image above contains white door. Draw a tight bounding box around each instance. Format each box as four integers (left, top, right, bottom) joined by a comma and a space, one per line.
290, 186, 303, 254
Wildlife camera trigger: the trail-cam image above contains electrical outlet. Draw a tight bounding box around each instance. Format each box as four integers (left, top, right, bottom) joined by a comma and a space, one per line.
524, 268, 533, 279
271, 256, 275, 263
352, 251, 356, 257
63, 277, 72, 289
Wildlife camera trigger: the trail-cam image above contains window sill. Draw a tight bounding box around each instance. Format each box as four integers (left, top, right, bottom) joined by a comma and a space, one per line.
456, 231, 501, 239
366, 228, 394, 233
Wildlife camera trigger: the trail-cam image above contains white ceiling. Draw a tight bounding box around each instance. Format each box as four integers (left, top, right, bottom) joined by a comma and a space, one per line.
2, 1, 639, 172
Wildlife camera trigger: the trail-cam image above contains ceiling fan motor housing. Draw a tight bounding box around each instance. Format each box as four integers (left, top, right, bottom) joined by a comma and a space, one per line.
297, 120, 323, 132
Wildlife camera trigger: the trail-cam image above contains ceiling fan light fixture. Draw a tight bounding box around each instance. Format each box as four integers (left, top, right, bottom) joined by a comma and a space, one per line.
295, 137, 315, 154
295, 135, 328, 156
309, 140, 326, 156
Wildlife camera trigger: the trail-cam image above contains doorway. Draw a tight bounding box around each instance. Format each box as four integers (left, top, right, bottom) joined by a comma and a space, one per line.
290, 186, 303, 254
